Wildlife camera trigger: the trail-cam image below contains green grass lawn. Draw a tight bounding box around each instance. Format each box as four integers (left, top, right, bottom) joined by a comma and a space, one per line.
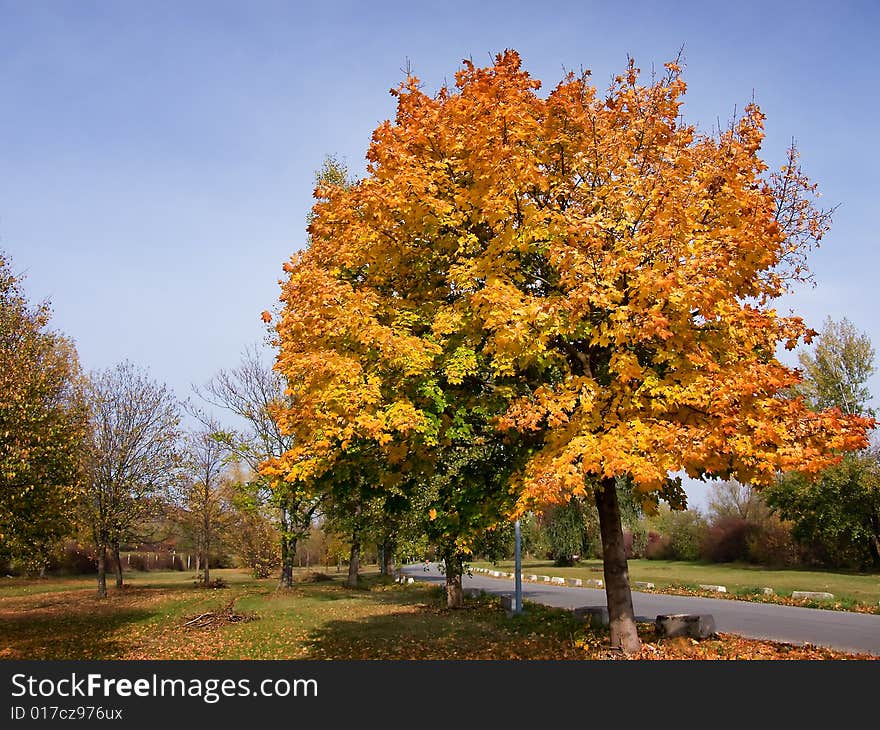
1, 567, 876, 660
471, 559, 880, 606
0, 568, 589, 660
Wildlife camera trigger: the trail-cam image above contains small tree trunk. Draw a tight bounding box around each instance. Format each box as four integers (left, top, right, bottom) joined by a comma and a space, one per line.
194, 551, 201, 578
381, 537, 396, 576
594, 477, 641, 654
96, 547, 108, 599
113, 544, 123, 588
279, 536, 296, 588
868, 511, 880, 567
442, 548, 463, 608
278, 507, 295, 588
346, 533, 361, 588
203, 543, 210, 585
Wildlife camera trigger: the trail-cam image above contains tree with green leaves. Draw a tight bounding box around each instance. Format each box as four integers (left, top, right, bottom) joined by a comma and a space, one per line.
0, 251, 89, 570
768, 316, 878, 568
226, 467, 280, 578
797, 316, 876, 417
766, 451, 879, 568
544, 497, 593, 566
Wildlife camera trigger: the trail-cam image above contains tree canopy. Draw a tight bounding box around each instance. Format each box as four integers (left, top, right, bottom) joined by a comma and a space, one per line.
0, 251, 88, 566
266, 50, 873, 650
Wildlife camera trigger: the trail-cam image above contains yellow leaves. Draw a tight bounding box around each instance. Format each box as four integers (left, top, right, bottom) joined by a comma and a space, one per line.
609, 351, 643, 384
431, 307, 463, 338
428, 508, 437, 521
263, 49, 872, 519
444, 346, 479, 385
383, 400, 426, 436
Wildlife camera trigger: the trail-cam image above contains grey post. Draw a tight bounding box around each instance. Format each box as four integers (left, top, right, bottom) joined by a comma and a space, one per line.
514, 518, 522, 613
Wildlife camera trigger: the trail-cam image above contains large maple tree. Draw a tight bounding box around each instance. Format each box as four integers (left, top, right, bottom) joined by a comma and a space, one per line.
267, 51, 872, 652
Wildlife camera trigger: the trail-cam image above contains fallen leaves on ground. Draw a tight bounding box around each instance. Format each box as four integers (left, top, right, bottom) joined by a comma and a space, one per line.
0, 573, 876, 661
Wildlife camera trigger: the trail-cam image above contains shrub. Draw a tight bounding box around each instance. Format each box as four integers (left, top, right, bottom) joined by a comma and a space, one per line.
745, 516, 802, 567
624, 523, 649, 559
701, 517, 754, 563
644, 531, 668, 560
647, 509, 707, 561
47, 541, 96, 575
127, 554, 149, 571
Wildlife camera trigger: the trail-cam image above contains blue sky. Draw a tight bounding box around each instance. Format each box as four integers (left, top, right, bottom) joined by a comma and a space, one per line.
2, 1, 878, 509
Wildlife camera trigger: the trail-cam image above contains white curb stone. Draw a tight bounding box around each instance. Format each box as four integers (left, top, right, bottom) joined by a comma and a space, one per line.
655, 614, 716, 639
792, 591, 834, 600
699, 584, 727, 593
572, 606, 609, 628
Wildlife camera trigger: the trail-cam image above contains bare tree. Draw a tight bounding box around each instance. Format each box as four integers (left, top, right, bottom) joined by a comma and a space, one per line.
194, 344, 319, 588
176, 418, 233, 585
83, 361, 181, 597
706, 479, 769, 524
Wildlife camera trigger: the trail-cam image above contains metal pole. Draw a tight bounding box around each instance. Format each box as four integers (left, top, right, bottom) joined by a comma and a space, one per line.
514, 518, 522, 614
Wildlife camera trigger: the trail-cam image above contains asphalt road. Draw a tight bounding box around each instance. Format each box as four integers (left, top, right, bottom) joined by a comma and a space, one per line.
402, 563, 880, 656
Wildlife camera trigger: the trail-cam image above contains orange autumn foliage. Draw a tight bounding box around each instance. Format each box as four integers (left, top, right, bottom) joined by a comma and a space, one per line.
265, 50, 872, 510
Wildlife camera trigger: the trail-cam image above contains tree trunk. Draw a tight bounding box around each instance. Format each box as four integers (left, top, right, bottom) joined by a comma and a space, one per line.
594, 477, 641, 654
278, 508, 295, 588
96, 547, 108, 599
194, 551, 201, 578
442, 548, 463, 608
381, 537, 396, 576
279, 536, 296, 588
113, 544, 123, 589
202, 544, 210, 585
346, 533, 361, 588
868, 511, 880, 567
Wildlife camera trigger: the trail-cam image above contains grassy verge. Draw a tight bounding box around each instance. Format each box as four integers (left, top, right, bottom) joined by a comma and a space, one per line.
0, 569, 875, 660
471, 559, 880, 612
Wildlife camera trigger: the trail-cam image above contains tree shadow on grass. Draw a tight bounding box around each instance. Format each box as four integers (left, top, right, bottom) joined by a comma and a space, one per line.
301, 596, 589, 660
0, 606, 157, 659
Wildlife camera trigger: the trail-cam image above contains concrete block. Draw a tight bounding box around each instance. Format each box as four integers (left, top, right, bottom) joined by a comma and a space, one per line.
571, 606, 609, 628
699, 584, 727, 593
792, 591, 834, 600
540, 575, 552, 582
550, 576, 566, 585
655, 614, 717, 640
761, 587, 775, 595
634, 581, 655, 589
406, 577, 414, 584
526, 575, 538, 582
584, 579, 604, 588
500, 595, 521, 614
569, 578, 583, 587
